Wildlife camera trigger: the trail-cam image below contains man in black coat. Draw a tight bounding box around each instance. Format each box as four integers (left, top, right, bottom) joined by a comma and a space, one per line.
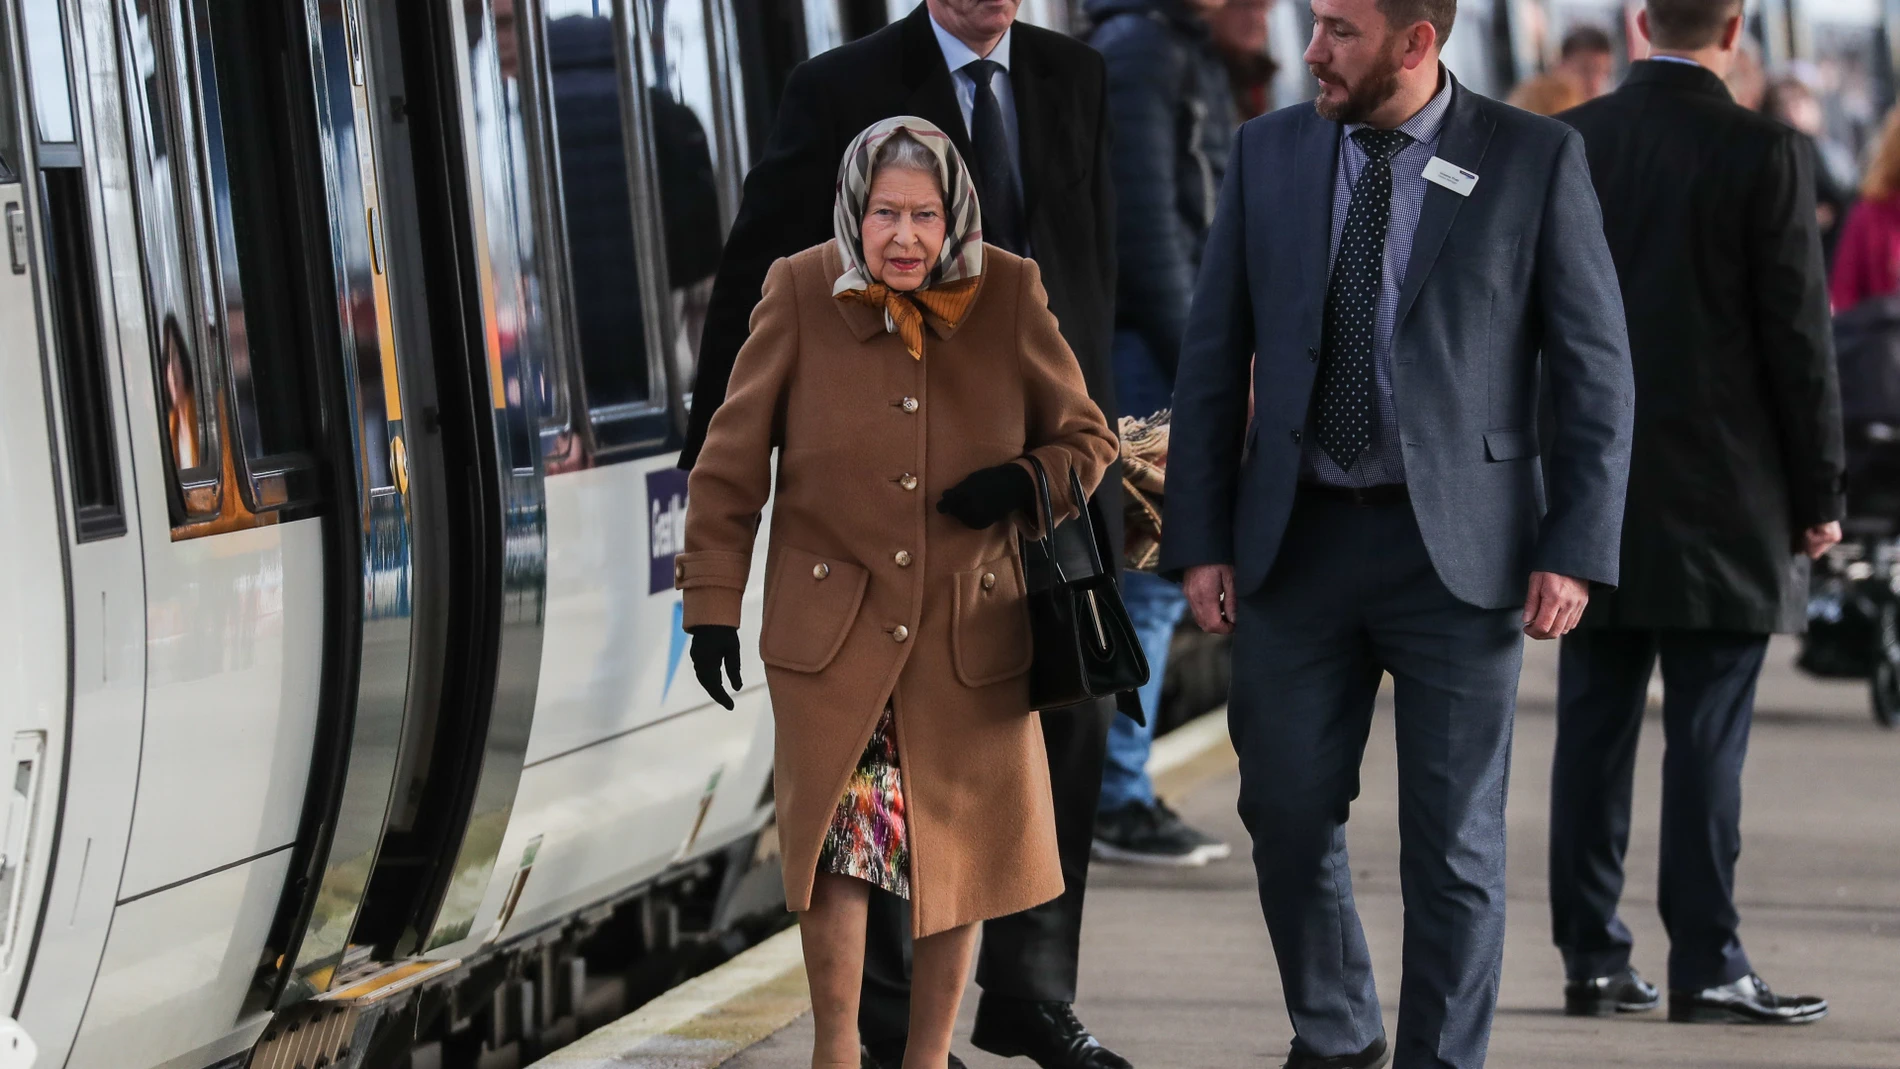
678, 4, 1129, 1068
1557, 0, 1845, 1027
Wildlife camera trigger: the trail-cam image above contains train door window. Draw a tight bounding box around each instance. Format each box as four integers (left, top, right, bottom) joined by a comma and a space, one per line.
192, 0, 326, 509
540, 0, 667, 421
635, 0, 731, 391
26, 0, 126, 541
120, 0, 225, 523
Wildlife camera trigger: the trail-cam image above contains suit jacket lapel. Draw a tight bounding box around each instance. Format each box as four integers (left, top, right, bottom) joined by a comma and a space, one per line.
1295, 108, 1341, 344
899, 6, 976, 165
1392, 80, 1495, 332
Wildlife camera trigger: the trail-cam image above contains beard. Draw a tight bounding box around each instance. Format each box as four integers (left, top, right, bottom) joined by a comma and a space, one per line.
1311, 39, 1406, 123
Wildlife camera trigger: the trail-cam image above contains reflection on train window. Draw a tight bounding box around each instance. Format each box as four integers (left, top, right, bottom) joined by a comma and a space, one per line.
122, 0, 225, 522
199, 0, 323, 482
20, 0, 76, 144
543, 1, 663, 414
641, 0, 726, 386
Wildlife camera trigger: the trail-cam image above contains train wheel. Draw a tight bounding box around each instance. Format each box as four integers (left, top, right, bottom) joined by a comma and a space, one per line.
1872, 603, 1900, 729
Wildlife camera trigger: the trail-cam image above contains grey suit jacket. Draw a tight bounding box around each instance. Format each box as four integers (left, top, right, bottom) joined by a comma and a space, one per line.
1160, 76, 1635, 610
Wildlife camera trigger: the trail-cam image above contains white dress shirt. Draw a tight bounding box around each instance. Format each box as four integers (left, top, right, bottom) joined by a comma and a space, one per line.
928, 13, 1025, 201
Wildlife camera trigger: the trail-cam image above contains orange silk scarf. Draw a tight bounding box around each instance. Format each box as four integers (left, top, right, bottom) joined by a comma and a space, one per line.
835, 275, 982, 360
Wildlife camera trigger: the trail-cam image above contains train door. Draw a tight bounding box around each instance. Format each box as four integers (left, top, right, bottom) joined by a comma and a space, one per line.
0, 0, 146, 1053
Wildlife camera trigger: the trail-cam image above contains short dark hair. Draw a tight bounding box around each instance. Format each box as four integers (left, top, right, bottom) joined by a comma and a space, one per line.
1644, 0, 1741, 49
1377, 0, 1456, 46
1560, 25, 1614, 57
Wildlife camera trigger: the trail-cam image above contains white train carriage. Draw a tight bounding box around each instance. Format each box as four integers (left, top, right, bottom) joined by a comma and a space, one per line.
0, 0, 1889, 1068
0, 0, 847, 1065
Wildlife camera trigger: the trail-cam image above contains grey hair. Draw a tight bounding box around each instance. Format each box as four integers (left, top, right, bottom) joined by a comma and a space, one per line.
870, 129, 945, 196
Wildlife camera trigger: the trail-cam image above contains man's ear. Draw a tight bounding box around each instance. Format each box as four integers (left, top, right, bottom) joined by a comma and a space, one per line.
1720, 12, 1744, 51
1404, 21, 1439, 69
1635, 8, 1653, 45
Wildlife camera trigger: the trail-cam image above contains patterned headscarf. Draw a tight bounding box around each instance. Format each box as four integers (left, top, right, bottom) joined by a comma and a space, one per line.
832, 116, 984, 359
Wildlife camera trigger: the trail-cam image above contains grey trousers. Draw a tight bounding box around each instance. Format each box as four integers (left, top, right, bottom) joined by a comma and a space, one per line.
1231, 492, 1523, 1069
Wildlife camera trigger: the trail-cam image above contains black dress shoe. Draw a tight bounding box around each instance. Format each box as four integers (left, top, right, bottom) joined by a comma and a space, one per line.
1283, 1035, 1390, 1069
861, 1039, 968, 1069
1668, 973, 1828, 1024
970, 997, 1132, 1069
1564, 967, 1661, 1016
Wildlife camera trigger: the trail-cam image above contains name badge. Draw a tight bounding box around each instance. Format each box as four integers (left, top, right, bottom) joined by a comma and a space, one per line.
1422, 156, 1478, 196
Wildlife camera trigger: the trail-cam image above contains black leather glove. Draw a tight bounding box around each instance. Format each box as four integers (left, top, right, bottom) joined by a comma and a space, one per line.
689, 625, 742, 710
937, 462, 1036, 530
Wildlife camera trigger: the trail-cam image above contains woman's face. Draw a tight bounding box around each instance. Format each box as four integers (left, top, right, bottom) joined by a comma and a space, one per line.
861, 167, 946, 292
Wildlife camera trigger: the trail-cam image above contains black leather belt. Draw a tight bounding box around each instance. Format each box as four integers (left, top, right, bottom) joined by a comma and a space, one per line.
1298, 481, 1411, 507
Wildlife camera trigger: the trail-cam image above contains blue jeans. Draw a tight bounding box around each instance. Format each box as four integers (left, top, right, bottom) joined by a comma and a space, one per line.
1099, 569, 1189, 812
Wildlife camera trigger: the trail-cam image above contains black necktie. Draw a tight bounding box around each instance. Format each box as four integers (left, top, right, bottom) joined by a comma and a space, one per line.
964, 59, 1025, 255
1313, 127, 1412, 472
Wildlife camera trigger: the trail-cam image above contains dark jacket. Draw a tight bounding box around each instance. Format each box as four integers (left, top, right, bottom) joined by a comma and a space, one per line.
1562, 60, 1846, 633
680, 4, 1118, 473
1086, 0, 1235, 378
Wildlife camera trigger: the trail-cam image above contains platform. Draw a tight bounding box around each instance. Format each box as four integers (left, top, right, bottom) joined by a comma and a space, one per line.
724, 638, 1900, 1068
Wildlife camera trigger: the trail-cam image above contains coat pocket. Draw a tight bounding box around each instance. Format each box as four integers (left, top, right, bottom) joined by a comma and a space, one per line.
760, 547, 868, 673
1483, 427, 1537, 461
952, 551, 1035, 688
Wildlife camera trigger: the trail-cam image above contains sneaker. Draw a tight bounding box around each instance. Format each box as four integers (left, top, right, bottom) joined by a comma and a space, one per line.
1154, 798, 1233, 861
1093, 801, 1214, 866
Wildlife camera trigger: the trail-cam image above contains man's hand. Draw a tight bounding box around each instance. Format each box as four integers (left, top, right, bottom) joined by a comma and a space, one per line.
1184, 564, 1238, 636
1803, 521, 1843, 560
1523, 571, 1590, 640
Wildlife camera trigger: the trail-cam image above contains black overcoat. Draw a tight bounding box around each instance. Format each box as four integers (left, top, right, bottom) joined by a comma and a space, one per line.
1562, 61, 1845, 633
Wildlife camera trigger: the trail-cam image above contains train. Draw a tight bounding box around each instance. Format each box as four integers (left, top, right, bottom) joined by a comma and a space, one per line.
0, 1, 1885, 1069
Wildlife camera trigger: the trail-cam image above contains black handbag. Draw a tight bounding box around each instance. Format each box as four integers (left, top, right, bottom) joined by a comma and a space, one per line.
1019, 455, 1150, 711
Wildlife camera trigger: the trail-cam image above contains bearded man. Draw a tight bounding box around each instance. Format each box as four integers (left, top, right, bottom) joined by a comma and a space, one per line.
1159, 0, 1635, 1063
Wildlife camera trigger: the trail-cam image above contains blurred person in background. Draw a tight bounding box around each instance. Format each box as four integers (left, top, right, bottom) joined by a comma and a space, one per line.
1764, 75, 1855, 265
1085, 0, 1236, 868
1209, 0, 1279, 119
1831, 106, 1900, 310
1558, 0, 1844, 1025
1508, 25, 1612, 114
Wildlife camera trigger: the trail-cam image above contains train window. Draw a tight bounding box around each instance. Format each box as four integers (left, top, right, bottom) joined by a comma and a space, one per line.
121, 0, 225, 523
542, 0, 667, 417
636, 0, 730, 388
0, 8, 18, 182
196, 0, 324, 503
20, 0, 75, 145
41, 167, 128, 541
729, 0, 810, 160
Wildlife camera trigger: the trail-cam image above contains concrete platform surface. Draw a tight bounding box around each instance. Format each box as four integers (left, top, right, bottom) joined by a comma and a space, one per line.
727, 638, 1900, 1068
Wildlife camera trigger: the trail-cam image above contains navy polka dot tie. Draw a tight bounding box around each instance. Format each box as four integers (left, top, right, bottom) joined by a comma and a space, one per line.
1314, 127, 1412, 471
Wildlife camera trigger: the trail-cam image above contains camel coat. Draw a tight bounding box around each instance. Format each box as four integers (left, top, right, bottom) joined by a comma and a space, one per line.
677, 241, 1118, 937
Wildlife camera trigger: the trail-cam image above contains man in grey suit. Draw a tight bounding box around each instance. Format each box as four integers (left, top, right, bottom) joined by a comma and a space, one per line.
1160, 0, 1635, 1063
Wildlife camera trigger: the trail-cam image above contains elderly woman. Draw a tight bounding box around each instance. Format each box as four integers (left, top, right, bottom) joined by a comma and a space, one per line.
675, 116, 1117, 1069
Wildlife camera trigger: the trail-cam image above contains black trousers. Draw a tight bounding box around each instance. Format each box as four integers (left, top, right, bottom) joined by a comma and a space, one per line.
1550, 628, 1767, 991
859, 697, 1113, 1043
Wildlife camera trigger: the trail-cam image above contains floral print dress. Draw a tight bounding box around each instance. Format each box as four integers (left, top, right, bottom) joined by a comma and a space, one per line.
817, 706, 911, 898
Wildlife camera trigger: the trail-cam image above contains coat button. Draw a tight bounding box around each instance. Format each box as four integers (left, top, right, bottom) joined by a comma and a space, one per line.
674, 560, 686, 582
981, 572, 997, 591
1291, 430, 1302, 443
900, 474, 918, 491
892, 625, 910, 643
894, 550, 912, 567
1308, 346, 1319, 362
812, 562, 830, 580
901, 397, 919, 413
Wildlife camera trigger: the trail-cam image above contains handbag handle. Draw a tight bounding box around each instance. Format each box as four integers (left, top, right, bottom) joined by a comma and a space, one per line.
1020, 453, 1108, 580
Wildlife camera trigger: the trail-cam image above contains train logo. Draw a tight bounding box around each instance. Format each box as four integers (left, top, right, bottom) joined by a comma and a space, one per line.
648, 468, 690, 595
